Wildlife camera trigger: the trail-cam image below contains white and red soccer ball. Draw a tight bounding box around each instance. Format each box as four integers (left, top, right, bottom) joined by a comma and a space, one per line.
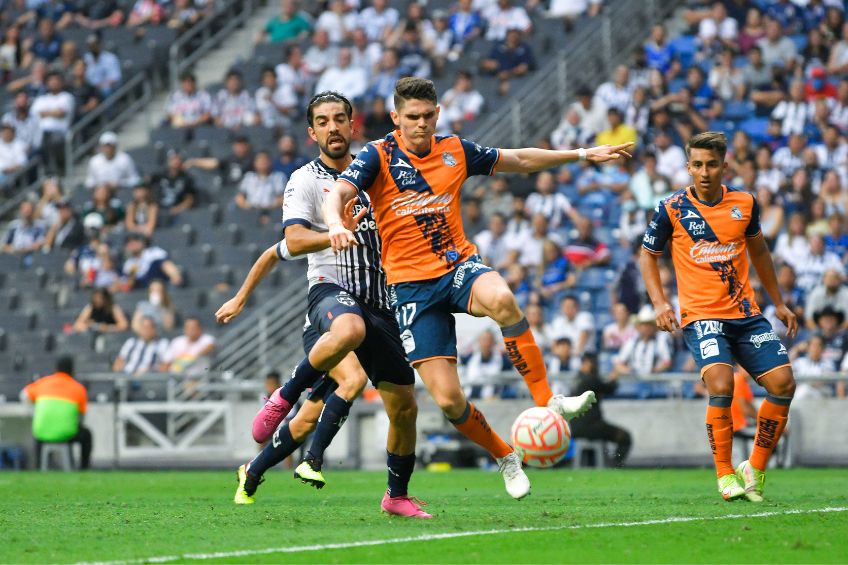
511, 406, 571, 468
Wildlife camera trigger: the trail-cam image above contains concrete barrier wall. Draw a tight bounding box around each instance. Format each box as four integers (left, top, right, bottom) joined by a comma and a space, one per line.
1, 398, 845, 468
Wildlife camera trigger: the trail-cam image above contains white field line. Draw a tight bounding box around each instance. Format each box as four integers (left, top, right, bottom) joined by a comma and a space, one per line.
79, 506, 848, 565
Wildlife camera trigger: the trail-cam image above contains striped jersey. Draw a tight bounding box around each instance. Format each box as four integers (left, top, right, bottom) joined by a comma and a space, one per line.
281, 158, 389, 310
338, 130, 500, 284
642, 185, 762, 326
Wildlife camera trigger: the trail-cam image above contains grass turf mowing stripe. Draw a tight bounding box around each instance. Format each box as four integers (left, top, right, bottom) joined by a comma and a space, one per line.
79, 506, 848, 565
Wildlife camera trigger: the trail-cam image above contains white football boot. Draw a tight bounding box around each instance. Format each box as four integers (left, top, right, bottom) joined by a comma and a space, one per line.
497, 452, 531, 500
547, 391, 597, 421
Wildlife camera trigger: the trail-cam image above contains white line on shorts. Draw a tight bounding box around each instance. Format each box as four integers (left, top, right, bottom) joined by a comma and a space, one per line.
79, 506, 847, 565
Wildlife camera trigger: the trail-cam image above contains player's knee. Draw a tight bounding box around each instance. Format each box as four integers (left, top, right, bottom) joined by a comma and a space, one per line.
290, 417, 317, 440
336, 370, 367, 399
771, 374, 796, 398
433, 391, 466, 420
331, 317, 366, 351
387, 398, 418, 427
490, 288, 520, 321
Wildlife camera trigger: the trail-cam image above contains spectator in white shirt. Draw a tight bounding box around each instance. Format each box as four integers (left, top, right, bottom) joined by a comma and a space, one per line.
358, 0, 399, 42
483, 0, 531, 41
756, 17, 798, 70
594, 65, 632, 113
255, 67, 297, 131
570, 87, 608, 142
2, 92, 42, 154
122, 232, 183, 289
350, 28, 383, 74
546, 336, 579, 376
698, 2, 738, 47
0, 123, 27, 186
303, 29, 338, 78
459, 329, 508, 400
772, 133, 807, 177
315, 0, 357, 44
547, 295, 596, 355
84, 131, 140, 190
275, 44, 309, 100
161, 318, 216, 374
525, 171, 576, 230
611, 305, 672, 378
654, 129, 689, 187
602, 302, 638, 351
773, 211, 811, 270
314, 48, 368, 102
30, 71, 74, 173
772, 81, 812, 136
438, 70, 484, 135
165, 72, 212, 129
83, 32, 122, 97
113, 316, 169, 376
475, 212, 510, 270
213, 70, 257, 129
805, 269, 848, 329
505, 213, 552, 270
793, 334, 837, 399
794, 234, 844, 293
236, 151, 286, 223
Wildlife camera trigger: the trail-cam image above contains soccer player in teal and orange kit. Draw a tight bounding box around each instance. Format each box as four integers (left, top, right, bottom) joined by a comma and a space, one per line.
641, 132, 798, 502
323, 77, 633, 499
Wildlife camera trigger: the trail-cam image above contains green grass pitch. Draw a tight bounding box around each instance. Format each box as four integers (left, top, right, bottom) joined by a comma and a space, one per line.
2, 468, 846, 563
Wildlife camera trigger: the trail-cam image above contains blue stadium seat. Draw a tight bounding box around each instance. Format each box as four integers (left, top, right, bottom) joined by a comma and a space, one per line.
739, 117, 770, 143
790, 34, 808, 52
668, 77, 687, 93
576, 268, 613, 290
722, 100, 755, 121
669, 35, 697, 68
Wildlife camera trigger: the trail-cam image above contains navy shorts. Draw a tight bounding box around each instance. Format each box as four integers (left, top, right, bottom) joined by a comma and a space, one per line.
388, 254, 493, 364
681, 316, 791, 380
301, 283, 414, 390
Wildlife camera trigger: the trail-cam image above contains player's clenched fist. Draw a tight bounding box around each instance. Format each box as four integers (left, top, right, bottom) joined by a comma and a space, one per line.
215, 297, 244, 324
328, 221, 357, 253
654, 302, 680, 333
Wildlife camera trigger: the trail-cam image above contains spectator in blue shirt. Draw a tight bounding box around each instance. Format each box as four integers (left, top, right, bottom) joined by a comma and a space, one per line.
538, 239, 574, 306
448, 0, 483, 47
644, 24, 672, 74
685, 66, 714, 112
480, 29, 535, 96
83, 32, 121, 97
25, 18, 63, 66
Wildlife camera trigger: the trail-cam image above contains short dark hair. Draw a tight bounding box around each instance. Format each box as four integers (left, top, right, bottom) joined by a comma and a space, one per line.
554, 337, 572, 347
686, 131, 727, 160
56, 355, 74, 375
265, 371, 281, 382
179, 71, 196, 82
393, 77, 437, 110
306, 90, 353, 127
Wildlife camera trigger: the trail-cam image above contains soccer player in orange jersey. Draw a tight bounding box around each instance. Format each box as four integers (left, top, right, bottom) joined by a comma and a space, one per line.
641, 132, 798, 502
324, 77, 632, 499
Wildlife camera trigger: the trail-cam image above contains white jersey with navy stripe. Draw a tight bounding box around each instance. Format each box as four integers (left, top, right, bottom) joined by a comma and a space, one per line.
281, 158, 389, 310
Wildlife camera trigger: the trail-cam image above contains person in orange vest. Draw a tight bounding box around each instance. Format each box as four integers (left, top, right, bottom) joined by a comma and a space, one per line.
21, 356, 92, 469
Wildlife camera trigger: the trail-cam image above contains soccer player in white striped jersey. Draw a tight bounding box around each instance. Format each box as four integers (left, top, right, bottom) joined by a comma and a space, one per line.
217, 92, 430, 518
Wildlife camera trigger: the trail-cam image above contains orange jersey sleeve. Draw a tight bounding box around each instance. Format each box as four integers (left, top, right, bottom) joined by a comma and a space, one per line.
642, 185, 762, 326
338, 131, 500, 284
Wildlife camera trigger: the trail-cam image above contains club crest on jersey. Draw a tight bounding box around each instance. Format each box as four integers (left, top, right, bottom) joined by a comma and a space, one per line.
336, 292, 355, 307
730, 206, 743, 220
442, 151, 457, 167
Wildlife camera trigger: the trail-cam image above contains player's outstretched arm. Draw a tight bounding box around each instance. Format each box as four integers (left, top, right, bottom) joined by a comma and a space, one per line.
323, 180, 360, 253
639, 249, 680, 332
497, 143, 634, 173
747, 233, 798, 338
215, 245, 279, 324
288, 198, 367, 255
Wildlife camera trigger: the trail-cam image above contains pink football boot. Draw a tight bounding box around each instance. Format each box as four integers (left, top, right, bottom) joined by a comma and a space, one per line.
380, 491, 433, 519
252, 388, 293, 443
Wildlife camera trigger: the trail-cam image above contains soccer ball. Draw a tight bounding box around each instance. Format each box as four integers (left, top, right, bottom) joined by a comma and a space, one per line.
510, 406, 571, 468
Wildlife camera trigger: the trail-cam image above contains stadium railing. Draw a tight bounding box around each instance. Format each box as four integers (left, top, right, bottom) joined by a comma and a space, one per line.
210, 275, 309, 380
0, 159, 43, 219
168, 0, 260, 89
472, 0, 685, 150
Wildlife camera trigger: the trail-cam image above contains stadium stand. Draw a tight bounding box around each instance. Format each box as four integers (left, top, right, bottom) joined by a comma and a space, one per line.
1, 0, 847, 413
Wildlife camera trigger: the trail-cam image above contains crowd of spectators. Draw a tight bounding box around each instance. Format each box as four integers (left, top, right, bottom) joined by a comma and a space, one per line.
459, 0, 848, 401
0, 0, 215, 183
